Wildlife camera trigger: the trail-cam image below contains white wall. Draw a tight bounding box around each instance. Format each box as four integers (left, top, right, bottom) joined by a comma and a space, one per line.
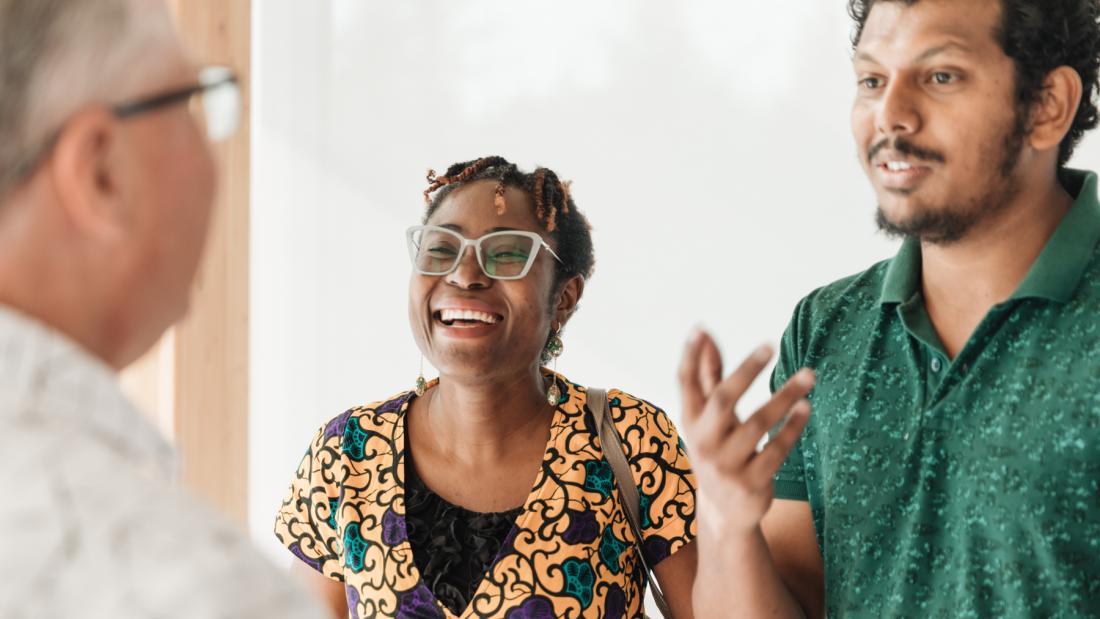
249, 0, 1100, 572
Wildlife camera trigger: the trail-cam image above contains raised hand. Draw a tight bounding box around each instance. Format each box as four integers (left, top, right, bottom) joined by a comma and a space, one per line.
679, 330, 815, 537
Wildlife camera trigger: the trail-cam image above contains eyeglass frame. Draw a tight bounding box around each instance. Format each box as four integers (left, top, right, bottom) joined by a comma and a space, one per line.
115, 67, 238, 128
406, 224, 564, 281
2, 65, 239, 194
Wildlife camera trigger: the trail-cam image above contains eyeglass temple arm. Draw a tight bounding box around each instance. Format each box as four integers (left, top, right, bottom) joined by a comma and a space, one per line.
114, 75, 238, 118
541, 241, 564, 264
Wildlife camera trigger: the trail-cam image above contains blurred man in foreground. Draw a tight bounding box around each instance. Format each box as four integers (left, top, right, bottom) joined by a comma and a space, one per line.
0, 1, 327, 616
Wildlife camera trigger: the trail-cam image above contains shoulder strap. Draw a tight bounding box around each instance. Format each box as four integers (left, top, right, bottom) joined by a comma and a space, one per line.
588, 388, 673, 619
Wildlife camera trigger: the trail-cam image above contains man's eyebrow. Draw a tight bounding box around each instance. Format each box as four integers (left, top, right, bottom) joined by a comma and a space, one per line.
854, 50, 881, 65
914, 41, 973, 63
853, 41, 974, 65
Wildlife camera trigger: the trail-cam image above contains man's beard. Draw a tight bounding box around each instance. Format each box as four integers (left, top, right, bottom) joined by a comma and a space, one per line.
874, 111, 1028, 246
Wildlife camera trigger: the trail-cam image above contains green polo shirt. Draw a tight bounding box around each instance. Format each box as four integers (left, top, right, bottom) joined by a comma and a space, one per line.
772, 169, 1100, 618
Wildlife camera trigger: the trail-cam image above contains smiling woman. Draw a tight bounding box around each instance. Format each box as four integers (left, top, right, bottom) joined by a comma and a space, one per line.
273, 156, 698, 619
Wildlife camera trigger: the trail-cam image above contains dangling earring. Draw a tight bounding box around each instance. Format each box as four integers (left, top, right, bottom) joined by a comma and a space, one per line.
415, 355, 427, 397
544, 324, 564, 405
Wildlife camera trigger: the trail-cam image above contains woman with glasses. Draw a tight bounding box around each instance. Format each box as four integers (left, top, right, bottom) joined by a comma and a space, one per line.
274, 156, 698, 619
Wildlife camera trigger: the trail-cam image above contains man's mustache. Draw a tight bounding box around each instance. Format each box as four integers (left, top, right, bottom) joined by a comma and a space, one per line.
868, 137, 946, 164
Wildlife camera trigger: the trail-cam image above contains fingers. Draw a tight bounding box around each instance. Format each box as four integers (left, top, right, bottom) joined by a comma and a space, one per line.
689, 344, 772, 455
701, 345, 774, 425
678, 329, 708, 424
699, 334, 723, 395
747, 399, 812, 479
727, 369, 815, 461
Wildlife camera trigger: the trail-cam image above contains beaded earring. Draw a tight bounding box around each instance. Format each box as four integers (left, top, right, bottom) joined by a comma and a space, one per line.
415, 355, 427, 397
544, 324, 564, 405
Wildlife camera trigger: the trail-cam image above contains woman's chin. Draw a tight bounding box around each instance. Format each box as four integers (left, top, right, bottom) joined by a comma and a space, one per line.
431, 354, 537, 383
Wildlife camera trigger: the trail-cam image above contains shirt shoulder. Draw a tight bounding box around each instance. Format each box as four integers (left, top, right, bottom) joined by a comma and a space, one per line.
605, 389, 672, 431
796, 257, 893, 324
316, 389, 412, 458
602, 388, 696, 557
778, 257, 894, 373
0, 423, 326, 619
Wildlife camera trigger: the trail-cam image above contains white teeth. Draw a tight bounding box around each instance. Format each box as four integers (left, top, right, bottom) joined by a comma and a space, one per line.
439, 309, 498, 324
886, 161, 913, 171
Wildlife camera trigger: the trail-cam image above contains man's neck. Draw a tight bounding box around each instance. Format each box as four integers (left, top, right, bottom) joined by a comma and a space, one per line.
0, 214, 124, 371
921, 174, 1074, 357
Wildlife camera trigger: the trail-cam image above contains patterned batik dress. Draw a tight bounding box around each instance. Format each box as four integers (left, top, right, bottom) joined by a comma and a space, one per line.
274, 373, 697, 618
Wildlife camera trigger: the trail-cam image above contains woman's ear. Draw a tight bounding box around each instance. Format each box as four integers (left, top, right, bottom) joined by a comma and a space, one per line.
553, 274, 585, 328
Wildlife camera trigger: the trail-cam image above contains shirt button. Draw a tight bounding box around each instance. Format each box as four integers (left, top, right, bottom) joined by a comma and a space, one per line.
930, 357, 943, 373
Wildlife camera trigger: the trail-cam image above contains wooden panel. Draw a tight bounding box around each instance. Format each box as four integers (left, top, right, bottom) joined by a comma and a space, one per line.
169, 0, 252, 526
119, 330, 176, 440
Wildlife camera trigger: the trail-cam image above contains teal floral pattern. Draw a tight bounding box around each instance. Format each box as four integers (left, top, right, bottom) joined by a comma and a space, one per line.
274, 373, 696, 618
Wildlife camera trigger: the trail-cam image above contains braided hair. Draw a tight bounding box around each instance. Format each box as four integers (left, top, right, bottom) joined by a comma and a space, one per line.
422, 156, 595, 288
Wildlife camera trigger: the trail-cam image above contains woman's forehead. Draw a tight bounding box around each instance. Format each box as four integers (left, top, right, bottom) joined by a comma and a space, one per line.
428, 181, 544, 235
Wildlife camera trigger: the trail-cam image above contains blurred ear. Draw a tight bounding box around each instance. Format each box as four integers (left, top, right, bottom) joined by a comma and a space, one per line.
48, 106, 131, 240
1027, 65, 1083, 153
554, 274, 585, 328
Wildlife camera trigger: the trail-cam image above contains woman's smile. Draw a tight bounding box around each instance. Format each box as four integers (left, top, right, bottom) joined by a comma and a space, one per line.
431, 298, 506, 338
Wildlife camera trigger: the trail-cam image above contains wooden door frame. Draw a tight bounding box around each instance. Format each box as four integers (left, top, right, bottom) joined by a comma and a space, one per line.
121, 0, 252, 526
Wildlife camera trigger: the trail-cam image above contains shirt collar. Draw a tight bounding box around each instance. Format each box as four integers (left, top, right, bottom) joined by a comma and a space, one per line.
879, 236, 922, 306
879, 168, 1100, 306
0, 304, 175, 478
1012, 169, 1100, 302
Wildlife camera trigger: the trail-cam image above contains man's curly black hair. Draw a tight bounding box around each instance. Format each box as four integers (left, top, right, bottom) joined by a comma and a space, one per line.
849, 0, 1100, 166
421, 156, 595, 292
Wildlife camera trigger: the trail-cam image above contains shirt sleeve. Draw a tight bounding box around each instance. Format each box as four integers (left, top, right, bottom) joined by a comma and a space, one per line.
273, 421, 345, 582
771, 300, 811, 502
610, 391, 697, 567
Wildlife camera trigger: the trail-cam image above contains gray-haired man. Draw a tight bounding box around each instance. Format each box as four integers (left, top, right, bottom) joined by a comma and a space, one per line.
0, 1, 327, 617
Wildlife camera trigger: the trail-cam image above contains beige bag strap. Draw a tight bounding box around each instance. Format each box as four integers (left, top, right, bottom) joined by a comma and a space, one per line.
588, 388, 673, 619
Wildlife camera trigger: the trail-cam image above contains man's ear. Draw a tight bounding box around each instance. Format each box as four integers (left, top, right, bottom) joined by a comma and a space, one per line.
48, 106, 130, 239
1027, 65, 1084, 153
553, 274, 585, 328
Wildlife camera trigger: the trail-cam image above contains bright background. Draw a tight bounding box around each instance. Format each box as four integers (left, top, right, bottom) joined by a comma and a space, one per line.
248, 0, 1100, 583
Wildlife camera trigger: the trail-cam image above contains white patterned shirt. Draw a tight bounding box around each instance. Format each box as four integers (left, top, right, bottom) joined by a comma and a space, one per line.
0, 305, 329, 619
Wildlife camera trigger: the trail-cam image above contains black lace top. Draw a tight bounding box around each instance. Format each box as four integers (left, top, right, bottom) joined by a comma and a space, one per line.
404, 448, 524, 616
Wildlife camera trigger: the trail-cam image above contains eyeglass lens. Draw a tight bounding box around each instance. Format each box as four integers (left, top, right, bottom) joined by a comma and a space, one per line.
191, 66, 240, 142
412, 228, 537, 279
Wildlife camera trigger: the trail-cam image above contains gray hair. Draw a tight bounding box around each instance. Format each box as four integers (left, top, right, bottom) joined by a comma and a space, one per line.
0, 0, 177, 199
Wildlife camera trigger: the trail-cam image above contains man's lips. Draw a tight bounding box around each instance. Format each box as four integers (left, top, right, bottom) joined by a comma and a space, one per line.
873, 155, 934, 189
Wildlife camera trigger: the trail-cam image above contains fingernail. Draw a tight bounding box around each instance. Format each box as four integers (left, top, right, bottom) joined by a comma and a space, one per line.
685, 331, 698, 347
753, 344, 773, 361
795, 369, 816, 386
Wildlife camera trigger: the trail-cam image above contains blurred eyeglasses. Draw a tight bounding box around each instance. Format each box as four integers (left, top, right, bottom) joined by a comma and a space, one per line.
407, 225, 563, 280
115, 65, 240, 142
2, 66, 240, 195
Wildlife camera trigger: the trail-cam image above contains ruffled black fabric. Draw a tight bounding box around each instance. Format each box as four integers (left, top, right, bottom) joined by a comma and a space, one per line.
404, 447, 524, 616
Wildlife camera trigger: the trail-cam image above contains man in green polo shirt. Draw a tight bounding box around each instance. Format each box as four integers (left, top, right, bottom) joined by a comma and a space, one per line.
679, 0, 1100, 617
